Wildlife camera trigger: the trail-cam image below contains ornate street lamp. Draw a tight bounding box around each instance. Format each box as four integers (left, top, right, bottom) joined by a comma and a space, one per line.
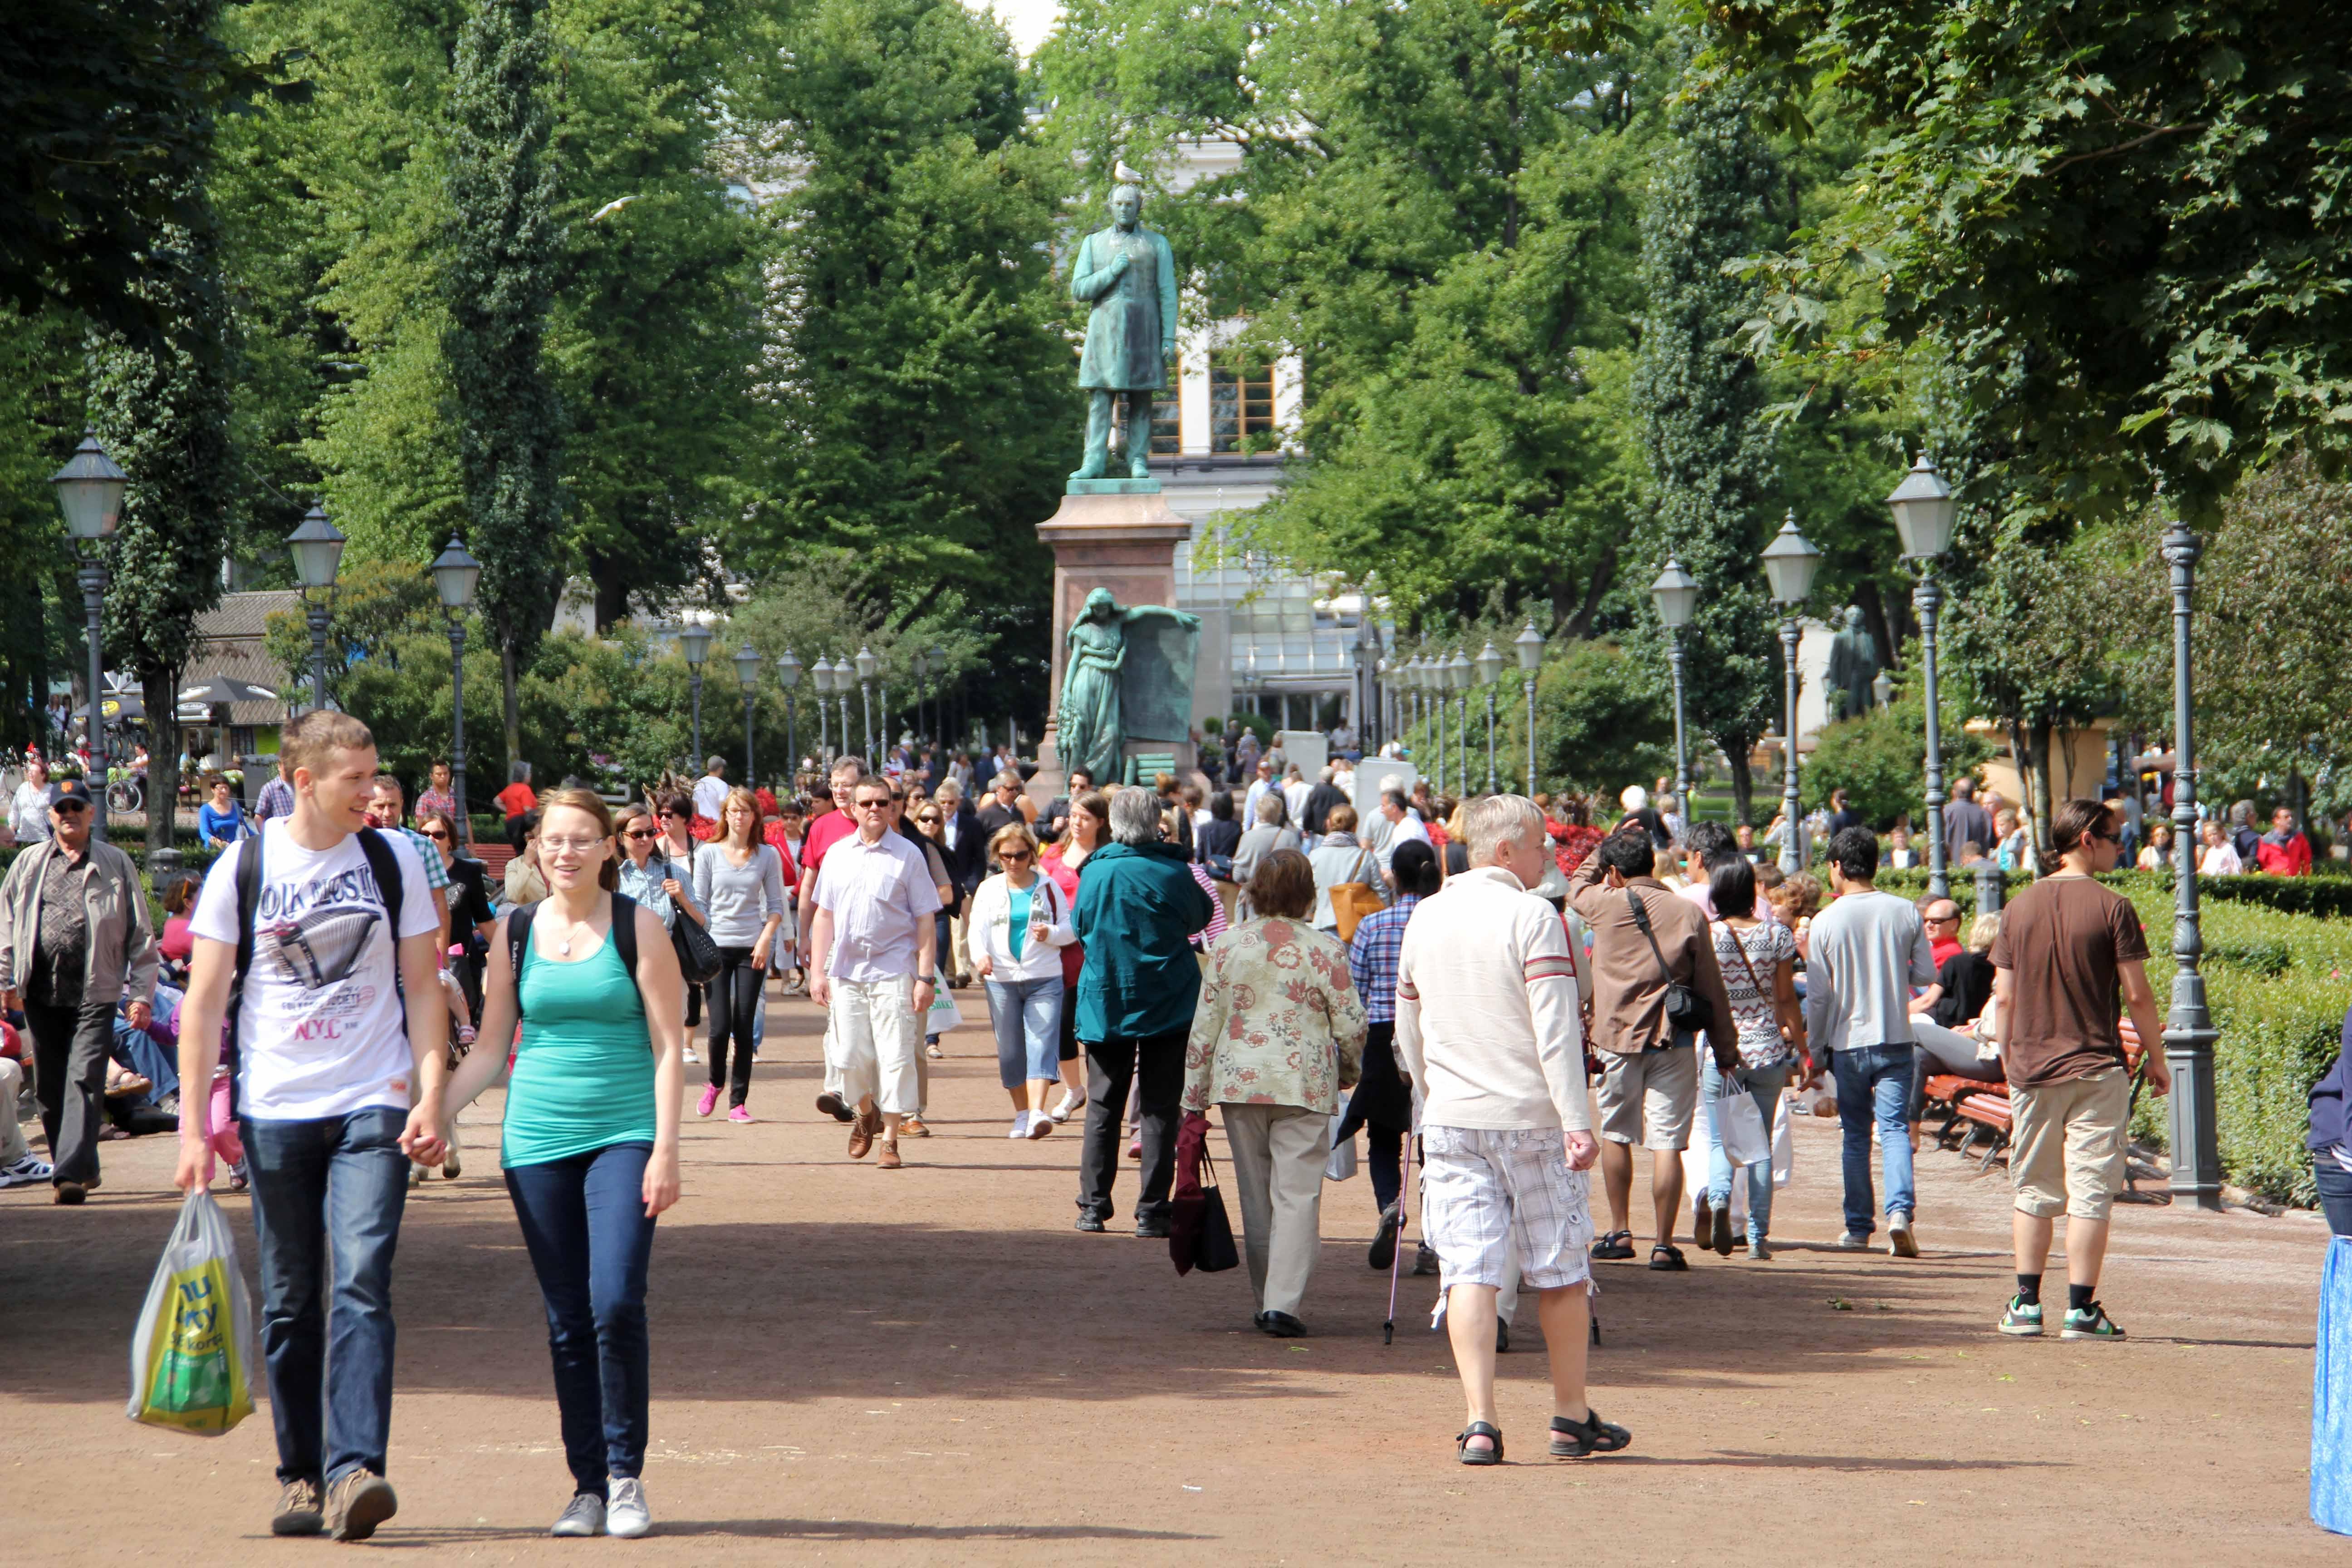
1650, 556, 1700, 816
854, 645, 879, 766
813, 655, 836, 758
51, 435, 125, 839
1760, 510, 1822, 873
1475, 641, 1503, 793
289, 504, 347, 719
678, 617, 714, 766
733, 643, 763, 785
1447, 648, 1473, 797
775, 648, 803, 781
2161, 509, 2222, 1210
1514, 621, 1545, 795
430, 536, 481, 843
1887, 452, 1959, 900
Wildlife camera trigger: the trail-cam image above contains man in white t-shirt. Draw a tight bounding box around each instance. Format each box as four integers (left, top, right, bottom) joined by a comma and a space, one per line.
172, 710, 446, 1544
1374, 789, 1430, 889
692, 756, 730, 824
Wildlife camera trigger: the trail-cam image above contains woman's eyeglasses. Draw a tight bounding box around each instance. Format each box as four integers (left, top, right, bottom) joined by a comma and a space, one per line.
625, 828, 658, 840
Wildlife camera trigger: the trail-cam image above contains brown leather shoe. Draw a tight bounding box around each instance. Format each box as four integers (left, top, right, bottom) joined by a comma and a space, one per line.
325, 1468, 397, 1542
848, 1107, 879, 1159
877, 1141, 903, 1170
898, 1115, 931, 1138
271, 1478, 325, 1536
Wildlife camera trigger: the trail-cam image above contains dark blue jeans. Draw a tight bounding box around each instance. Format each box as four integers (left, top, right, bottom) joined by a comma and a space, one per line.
241, 1107, 411, 1486
2317, 1159, 2352, 1236
1832, 1043, 1918, 1239
504, 1142, 657, 1498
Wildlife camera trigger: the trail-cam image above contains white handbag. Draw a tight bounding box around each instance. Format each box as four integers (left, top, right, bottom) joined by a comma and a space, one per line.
1323, 1112, 1358, 1181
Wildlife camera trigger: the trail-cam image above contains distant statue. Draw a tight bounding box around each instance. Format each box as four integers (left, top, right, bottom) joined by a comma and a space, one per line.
1825, 605, 1882, 721
1058, 588, 1200, 781
1069, 162, 1178, 481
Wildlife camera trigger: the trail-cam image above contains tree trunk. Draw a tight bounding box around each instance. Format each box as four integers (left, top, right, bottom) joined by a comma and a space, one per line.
1720, 728, 1757, 825
142, 665, 180, 853
2008, 717, 2054, 876
500, 637, 523, 782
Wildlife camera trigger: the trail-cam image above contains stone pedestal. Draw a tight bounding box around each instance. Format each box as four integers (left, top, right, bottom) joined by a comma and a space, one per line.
1032, 484, 1196, 804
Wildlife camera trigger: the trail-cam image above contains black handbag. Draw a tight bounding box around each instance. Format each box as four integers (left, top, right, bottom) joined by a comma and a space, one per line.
667, 857, 725, 985
1194, 1145, 1240, 1274
1625, 887, 1714, 1038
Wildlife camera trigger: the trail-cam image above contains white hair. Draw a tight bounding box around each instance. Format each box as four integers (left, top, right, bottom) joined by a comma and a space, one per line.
1466, 794, 1547, 867
1109, 788, 1163, 846
1619, 784, 1648, 812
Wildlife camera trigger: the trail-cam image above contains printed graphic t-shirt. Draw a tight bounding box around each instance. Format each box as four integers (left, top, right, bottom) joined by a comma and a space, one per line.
190, 821, 440, 1119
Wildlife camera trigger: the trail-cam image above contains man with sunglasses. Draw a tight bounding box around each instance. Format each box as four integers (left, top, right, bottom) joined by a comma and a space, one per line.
807, 779, 941, 1169
0, 778, 157, 1202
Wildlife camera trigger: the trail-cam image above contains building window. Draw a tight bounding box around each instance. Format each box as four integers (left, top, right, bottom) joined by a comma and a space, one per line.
1151, 392, 1181, 455
1211, 358, 1274, 453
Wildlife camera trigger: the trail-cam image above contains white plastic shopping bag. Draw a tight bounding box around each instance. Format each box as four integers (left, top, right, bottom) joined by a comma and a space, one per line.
1323, 1112, 1358, 1181
128, 1190, 259, 1435
1715, 1083, 1772, 1169
1770, 1089, 1795, 1189
924, 987, 965, 1034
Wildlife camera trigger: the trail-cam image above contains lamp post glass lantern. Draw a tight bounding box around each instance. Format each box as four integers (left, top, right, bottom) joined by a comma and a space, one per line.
289, 504, 347, 720
1650, 557, 1699, 813
1514, 621, 1544, 796
1886, 453, 1957, 901
1761, 511, 1822, 873
430, 536, 481, 839
51, 435, 126, 838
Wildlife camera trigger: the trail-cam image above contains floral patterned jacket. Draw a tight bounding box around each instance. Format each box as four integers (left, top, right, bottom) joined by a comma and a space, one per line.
1183, 916, 1368, 1115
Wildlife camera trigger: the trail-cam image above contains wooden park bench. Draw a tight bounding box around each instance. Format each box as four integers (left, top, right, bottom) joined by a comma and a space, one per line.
1939, 1019, 2149, 1175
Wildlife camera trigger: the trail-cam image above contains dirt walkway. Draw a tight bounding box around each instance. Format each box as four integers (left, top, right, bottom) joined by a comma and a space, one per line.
2, 993, 2337, 1563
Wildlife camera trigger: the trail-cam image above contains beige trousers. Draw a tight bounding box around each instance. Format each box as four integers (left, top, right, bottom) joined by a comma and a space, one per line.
0, 1057, 28, 1166
1220, 1102, 1328, 1318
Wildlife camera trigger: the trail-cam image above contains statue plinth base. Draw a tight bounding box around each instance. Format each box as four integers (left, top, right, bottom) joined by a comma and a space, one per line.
1033, 486, 1196, 805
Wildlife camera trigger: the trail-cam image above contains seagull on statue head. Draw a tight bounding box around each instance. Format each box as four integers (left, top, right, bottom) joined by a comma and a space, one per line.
1112, 158, 1145, 187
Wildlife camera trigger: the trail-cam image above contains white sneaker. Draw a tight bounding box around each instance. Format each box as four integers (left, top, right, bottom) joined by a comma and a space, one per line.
1048, 1092, 1081, 1124
1009, 1111, 1031, 1139
0, 1153, 54, 1189
550, 1493, 604, 1538
1887, 1213, 1918, 1258
682, 1046, 700, 1065
605, 1477, 651, 1539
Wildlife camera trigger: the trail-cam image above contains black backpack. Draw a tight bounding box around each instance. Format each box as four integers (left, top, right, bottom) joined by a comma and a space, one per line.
505, 892, 642, 1021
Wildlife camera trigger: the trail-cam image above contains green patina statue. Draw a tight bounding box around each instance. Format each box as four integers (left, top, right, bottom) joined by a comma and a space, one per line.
1058, 588, 1200, 782
1069, 167, 1178, 481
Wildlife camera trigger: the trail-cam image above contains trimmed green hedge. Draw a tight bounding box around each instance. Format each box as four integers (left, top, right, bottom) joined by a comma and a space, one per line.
1872, 864, 2352, 921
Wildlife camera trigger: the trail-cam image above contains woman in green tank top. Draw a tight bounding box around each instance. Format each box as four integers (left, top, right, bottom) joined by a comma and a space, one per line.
440, 789, 684, 1539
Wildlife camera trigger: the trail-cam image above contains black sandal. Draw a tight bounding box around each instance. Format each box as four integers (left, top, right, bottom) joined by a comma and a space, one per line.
1590, 1230, 1636, 1261
1649, 1243, 1688, 1272
1456, 1421, 1504, 1465
1549, 1409, 1632, 1458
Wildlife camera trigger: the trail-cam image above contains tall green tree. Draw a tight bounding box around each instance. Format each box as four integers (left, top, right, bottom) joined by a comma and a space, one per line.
444, 0, 566, 776
1632, 42, 1785, 823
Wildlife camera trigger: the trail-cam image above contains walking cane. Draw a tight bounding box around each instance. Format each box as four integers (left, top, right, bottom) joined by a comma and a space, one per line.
1382, 1129, 1419, 1345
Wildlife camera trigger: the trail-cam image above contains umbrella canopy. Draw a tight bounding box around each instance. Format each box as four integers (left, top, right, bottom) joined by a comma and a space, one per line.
178, 676, 280, 707
74, 691, 145, 722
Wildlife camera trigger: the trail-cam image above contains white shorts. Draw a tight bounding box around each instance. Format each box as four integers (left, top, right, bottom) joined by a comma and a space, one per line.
1420, 1125, 1594, 1318
832, 975, 923, 1117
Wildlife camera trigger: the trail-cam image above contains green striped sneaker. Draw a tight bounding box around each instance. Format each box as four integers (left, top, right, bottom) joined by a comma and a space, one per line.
1998, 1296, 2043, 1337
2062, 1302, 2127, 1340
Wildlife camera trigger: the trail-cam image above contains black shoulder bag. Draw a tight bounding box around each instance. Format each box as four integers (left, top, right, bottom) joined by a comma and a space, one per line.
1625, 887, 1714, 1041
665, 852, 724, 985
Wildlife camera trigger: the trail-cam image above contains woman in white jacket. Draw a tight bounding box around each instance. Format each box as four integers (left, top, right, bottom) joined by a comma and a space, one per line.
966, 823, 1078, 1140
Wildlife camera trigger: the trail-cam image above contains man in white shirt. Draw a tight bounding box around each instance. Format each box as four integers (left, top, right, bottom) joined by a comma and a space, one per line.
691, 755, 730, 823
172, 710, 446, 1544
1374, 789, 1430, 890
1242, 757, 1278, 830
1396, 794, 1628, 1465
808, 777, 942, 1170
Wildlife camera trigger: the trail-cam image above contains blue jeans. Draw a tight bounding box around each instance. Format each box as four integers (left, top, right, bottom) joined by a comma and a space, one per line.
1704, 1056, 1790, 1241
241, 1107, 411, 1486
985, 975, 1064, 1088
1832, 1044, 1918, 1237
503, 1142, 657, 1498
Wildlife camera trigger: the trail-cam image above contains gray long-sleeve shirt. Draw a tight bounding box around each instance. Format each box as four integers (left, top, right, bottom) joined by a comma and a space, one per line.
692, 842, 789, 947
1802, 886, 1936, 1054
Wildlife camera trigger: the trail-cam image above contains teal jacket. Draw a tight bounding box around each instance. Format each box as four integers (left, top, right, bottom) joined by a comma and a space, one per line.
1071, 840, 1215, 1042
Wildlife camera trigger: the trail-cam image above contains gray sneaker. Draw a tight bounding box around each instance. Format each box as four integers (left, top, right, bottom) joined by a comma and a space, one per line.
551, 1492, 606, 1538
606, 1476, 651, 1539
1835, 1232, 1869, 1250
1887, 1213, 1919, 1258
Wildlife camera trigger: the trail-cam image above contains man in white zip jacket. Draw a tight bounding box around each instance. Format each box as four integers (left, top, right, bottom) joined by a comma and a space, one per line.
1395, 794, 1631, 1466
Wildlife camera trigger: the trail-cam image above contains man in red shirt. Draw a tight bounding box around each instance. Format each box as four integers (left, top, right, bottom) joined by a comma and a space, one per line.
1920, 896, 1964, 969
2255, 806, 2313, 876
797, 757, 867, 1122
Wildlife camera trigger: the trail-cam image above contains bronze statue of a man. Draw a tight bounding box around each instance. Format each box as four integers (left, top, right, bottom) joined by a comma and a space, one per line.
1069, 168, 1178, 481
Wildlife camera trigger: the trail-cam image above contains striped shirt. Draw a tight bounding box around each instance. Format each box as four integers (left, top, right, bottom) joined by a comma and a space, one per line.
1348, 893, 1420, 1024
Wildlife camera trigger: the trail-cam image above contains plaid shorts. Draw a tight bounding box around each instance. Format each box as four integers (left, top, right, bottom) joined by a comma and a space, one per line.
1421, 1125, 1594, 1311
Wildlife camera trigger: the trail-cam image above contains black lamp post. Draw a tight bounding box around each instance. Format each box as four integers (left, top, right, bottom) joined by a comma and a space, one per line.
289, 504, 347, 718
733, 643, 762, 785
2161, 511, 2222, 1210
1887, 454, 1958, 901
1447, 648, 1472, 797
776, 648, 802, 783
430, 536, 481, 843
1650, 556, 1699, 815
50, 435, 126, 840
679, 618, 713, 766
1514, 622, 1544, 795
1475, 641, 1503, 792
832, 655, 852, 764
1760, 510, 1823, 874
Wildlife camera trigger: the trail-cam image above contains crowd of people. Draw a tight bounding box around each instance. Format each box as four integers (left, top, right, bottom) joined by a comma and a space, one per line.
0, 701, 2251, 1536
